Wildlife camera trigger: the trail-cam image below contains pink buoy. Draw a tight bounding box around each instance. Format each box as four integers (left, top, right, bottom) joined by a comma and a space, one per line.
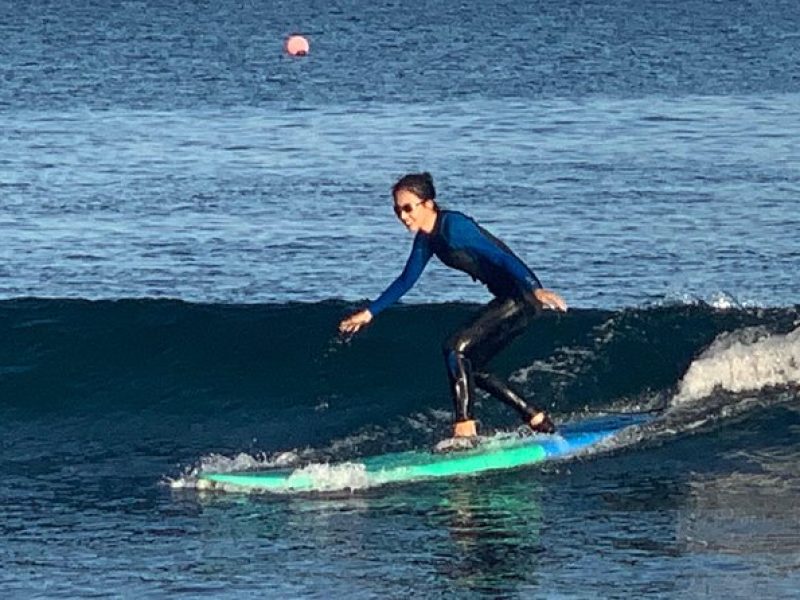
285, 35, 310, 56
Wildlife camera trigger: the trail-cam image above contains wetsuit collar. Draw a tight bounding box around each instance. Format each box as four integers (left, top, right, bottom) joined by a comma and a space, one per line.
422, 209, 442, 236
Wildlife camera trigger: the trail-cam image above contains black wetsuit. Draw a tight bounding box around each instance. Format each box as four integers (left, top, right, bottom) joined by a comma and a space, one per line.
368, 210, 547, 425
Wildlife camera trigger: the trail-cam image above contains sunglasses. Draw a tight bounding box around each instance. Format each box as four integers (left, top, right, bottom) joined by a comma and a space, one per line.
393, 200, 424, 217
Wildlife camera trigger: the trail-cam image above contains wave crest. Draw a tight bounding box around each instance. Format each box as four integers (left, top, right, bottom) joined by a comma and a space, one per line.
673, 325, 800, 405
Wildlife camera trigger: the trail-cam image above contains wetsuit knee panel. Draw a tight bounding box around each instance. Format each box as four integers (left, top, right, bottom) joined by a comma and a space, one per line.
442, 332, 472, 357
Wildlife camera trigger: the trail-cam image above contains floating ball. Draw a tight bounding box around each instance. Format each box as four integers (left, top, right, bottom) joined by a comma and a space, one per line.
285, 35, 309, 56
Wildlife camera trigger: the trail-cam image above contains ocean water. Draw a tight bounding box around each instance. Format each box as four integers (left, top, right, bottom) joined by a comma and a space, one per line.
1, 0, 799, 598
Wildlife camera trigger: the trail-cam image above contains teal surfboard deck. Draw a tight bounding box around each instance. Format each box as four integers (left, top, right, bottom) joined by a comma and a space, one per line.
200, 414, 650, 493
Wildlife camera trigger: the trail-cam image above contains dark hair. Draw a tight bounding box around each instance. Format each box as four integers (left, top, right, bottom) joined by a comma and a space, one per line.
392, 172, 436, 202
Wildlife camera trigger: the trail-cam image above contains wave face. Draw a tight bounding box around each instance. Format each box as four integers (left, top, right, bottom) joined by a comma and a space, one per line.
2, 298, 797, 444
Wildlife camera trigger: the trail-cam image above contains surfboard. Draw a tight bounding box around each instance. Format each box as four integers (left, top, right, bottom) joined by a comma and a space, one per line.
198, 413, 650, 493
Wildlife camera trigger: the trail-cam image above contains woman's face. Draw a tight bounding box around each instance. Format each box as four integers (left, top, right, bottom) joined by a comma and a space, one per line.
393, 189, 435, 232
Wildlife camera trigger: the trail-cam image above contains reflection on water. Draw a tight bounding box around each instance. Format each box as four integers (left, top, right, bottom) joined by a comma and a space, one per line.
182, 475, 546, 597
428, 477, 544, 595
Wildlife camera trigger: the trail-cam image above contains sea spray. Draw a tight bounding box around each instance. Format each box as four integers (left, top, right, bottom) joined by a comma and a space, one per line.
673, 326, 800, 405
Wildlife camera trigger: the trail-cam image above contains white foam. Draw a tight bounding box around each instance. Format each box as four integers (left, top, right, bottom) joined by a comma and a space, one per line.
707, 292, 739, 310
167, 450, 302, 489
673, 325, 800, 405
664, 290, 763, 309
287, 462, 370, 492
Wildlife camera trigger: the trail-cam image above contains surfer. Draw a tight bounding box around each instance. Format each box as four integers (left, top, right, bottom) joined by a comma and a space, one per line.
339, 172, 567, 438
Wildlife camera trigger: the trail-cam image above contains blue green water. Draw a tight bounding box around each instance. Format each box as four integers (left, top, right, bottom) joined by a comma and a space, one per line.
1, 0, 799, 597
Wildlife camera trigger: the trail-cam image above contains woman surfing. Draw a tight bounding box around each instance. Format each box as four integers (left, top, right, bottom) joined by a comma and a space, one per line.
339, 173, 567, 439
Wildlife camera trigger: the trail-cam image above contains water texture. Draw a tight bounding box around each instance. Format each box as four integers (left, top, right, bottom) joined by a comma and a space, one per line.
1, 0, 799, 598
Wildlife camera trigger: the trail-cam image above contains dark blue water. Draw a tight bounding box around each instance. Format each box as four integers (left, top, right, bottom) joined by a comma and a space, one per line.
2, 0, 800, 597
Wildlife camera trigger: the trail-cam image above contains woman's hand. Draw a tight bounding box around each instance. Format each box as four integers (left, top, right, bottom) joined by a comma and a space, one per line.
338, 309, 374, 334
534, 288, 568, 312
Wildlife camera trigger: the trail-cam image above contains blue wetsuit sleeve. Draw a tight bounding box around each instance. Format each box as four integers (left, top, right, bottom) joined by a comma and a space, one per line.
450, 213, 542, 292
368, 234, 433, 316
